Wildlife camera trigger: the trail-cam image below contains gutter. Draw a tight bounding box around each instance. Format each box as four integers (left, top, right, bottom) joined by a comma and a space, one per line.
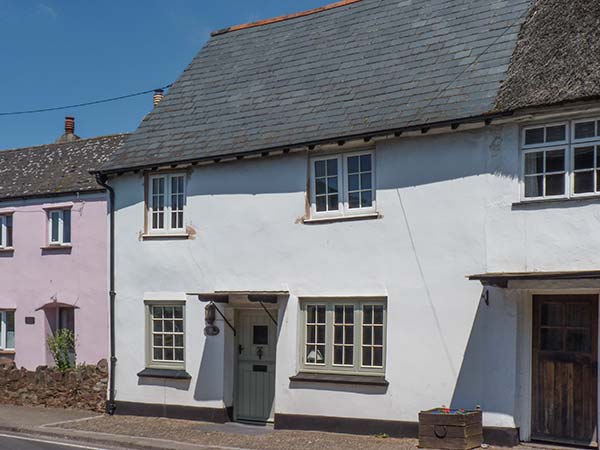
94, 173, 117, 415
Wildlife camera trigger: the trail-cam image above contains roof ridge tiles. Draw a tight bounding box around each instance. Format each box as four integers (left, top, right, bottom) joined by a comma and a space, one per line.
0, 133, 127, 154
211, 0, 362, 36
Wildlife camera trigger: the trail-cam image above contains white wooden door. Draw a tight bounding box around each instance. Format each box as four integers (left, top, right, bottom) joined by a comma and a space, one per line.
235, 310, 277, 422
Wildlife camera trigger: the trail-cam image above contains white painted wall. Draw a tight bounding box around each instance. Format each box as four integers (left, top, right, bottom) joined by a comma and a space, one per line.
111, 119, 600, 429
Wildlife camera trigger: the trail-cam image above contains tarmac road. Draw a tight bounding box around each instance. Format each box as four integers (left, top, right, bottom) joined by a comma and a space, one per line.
0, 434, 123, 450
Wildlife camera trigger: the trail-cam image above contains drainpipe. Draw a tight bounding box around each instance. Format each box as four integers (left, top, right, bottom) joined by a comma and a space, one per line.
95, 173, 117, 415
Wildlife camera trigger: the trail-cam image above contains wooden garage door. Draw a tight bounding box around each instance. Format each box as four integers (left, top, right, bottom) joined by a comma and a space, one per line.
532, 295, 598, 446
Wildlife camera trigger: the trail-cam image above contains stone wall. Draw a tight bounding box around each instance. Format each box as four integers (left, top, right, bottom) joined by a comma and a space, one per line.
0, 358, 108, 412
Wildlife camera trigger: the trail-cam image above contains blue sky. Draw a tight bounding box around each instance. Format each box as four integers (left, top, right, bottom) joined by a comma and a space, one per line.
0, 1, 327, 149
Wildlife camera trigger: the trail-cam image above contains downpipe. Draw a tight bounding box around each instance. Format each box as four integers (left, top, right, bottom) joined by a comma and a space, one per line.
95, 173, 117, 415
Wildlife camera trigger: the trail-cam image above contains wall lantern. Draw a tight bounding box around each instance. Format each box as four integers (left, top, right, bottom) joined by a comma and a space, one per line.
204, 303, 220, 336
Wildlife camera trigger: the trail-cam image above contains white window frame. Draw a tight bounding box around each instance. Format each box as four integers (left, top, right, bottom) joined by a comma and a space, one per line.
309, 150, 376, 219
47, 209, 71, 246
147, 173, 187, 235
521, 122, 568, 149
145, 301, 186, 370
520, 119, 600, 200
299, 298, 386, 375
0, 310, 15, 350
521, 146, 569, 200
0, 214, 13, 249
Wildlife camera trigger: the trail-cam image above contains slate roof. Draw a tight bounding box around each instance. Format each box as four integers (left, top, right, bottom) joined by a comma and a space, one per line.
495, 0, 600, 111
99, 0, 534, 173
0, 134, 126, 201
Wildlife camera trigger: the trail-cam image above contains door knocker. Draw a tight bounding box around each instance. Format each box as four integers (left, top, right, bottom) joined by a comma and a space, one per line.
256, 346, 264, 360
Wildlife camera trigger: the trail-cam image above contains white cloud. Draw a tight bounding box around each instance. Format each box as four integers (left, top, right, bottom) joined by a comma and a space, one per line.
36, 3, 57, 19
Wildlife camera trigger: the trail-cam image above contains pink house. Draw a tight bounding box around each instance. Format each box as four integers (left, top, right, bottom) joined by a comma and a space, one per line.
0, 118, 125, 369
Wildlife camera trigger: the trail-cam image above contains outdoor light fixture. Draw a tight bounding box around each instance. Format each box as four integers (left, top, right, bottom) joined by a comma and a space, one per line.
204, 302, 220, 336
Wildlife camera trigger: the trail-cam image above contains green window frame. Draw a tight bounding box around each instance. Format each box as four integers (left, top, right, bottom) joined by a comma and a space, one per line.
145, 301, 186, 370
299, 298, 386, 375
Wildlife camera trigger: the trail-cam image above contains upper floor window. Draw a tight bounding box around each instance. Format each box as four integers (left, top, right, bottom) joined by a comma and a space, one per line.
0, 215, 13, 249
148, 174, 186, 234
301, 298, 386, 375
522, 120, 600, 199
0, 310, 15, 351
48, 209, 71, 246
309, 151, 375, 218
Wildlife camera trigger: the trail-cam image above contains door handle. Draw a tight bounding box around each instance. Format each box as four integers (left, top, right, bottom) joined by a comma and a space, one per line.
238, 345, 244, 355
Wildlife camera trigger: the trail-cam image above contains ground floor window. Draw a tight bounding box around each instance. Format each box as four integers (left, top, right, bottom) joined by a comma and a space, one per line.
0, 310, 15, 350
146, 303, 185, 369
301, 298, 386, 374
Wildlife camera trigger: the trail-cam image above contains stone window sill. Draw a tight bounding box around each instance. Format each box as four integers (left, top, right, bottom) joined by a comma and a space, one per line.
289, 371, 388, 386
512, 195, 600, 209
0, 349, 15, 355
137, 368, 191, 380
0, 247, 14, 253
303, 213, 381, 225
141, 233, 190, 240
40, 244, 72, 250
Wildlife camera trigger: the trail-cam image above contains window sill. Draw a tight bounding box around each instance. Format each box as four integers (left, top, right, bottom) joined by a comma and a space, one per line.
289, 371, 388, 386
512, 195, 600, 209
137, 368, 191, 380
303, 213, 381, 225
40, 244, 72, 250
141, 233, 190, 240
0, 247, 14, 253
0, 349, 16, 355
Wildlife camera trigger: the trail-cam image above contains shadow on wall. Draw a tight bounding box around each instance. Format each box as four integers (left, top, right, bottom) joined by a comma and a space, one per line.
138, 376, 191, 391
450, 288, 517, 421
194, 318, 227, 402
114, 127, 519, 212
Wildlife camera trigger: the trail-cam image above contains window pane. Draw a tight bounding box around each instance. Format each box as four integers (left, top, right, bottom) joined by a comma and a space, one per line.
566, 330, 590, 353
360, 154, 372, 172
348, 174, 359, 191
347, 156, 359, 174
545, 174, 565, 196
545, 149, 565, 172
567, 303, 590, 327
153, 307, 163, 318
360, 173, 372, 190
524, 175, 543, 198
574, 171, 594, 194
315, 179, 326, 195
363, 326, 372, 345
253, 326, 269, 345
327, 194, 338, 211
327, 177, 338, 194
174, 307, 183, 318
5, 216, 12, 247
62, 210, 71, 243
525, 152, 544, 175
164, 348, 174, 360
153, 320, 162, 332
174, 335, 184, 347
574, 147, 595, 170
541, 328, 562, 351
317, 305, 326, 323
348, 192, 360, 209
51, 211, 60, 242
153, 335, 163, 346
344, 346, 353, 365
362, 347, 372, 366
546, 125, 566, 142
575, 121, 596, 140
5, 311, 14, 349
525, 128, 544, 145
334, 346, 343, 365
174, 348, 184, 361
326, 159, 338, 176
541, 303, 562, 326
316, 196, 327, 212
315, 160, 326, 178
361, 191, 372, 208
153, 348, 163, 360
373, 347, 383, 367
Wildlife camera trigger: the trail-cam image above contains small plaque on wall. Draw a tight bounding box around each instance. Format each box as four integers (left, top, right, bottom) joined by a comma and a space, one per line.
25, 317, 35, 325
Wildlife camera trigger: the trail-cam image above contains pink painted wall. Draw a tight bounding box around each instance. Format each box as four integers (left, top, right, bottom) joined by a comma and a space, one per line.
0, 192, 108, 369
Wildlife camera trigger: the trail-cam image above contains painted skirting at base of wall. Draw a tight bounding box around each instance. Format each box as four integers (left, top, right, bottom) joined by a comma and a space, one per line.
274, 414, 520, 447
113, 401, 232, 423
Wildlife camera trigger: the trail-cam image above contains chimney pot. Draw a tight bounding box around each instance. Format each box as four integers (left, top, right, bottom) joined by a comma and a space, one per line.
65, 116, 75, 135
153, 89, 164, 107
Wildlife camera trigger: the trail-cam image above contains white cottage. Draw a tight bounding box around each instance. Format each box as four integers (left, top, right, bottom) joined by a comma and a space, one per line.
94, 0, 600, 446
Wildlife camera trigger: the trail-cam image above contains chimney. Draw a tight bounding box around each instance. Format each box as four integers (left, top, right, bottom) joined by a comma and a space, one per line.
65, 116, 75, 135
55, 116, 81, 143
153, 89, 164, 107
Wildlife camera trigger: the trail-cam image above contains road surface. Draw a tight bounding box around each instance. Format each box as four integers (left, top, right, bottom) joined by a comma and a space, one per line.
0, 434, 121, 450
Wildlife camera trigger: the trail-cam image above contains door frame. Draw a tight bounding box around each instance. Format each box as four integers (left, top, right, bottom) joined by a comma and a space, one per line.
517, 288, 600, 445
233, 306, 278, 423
